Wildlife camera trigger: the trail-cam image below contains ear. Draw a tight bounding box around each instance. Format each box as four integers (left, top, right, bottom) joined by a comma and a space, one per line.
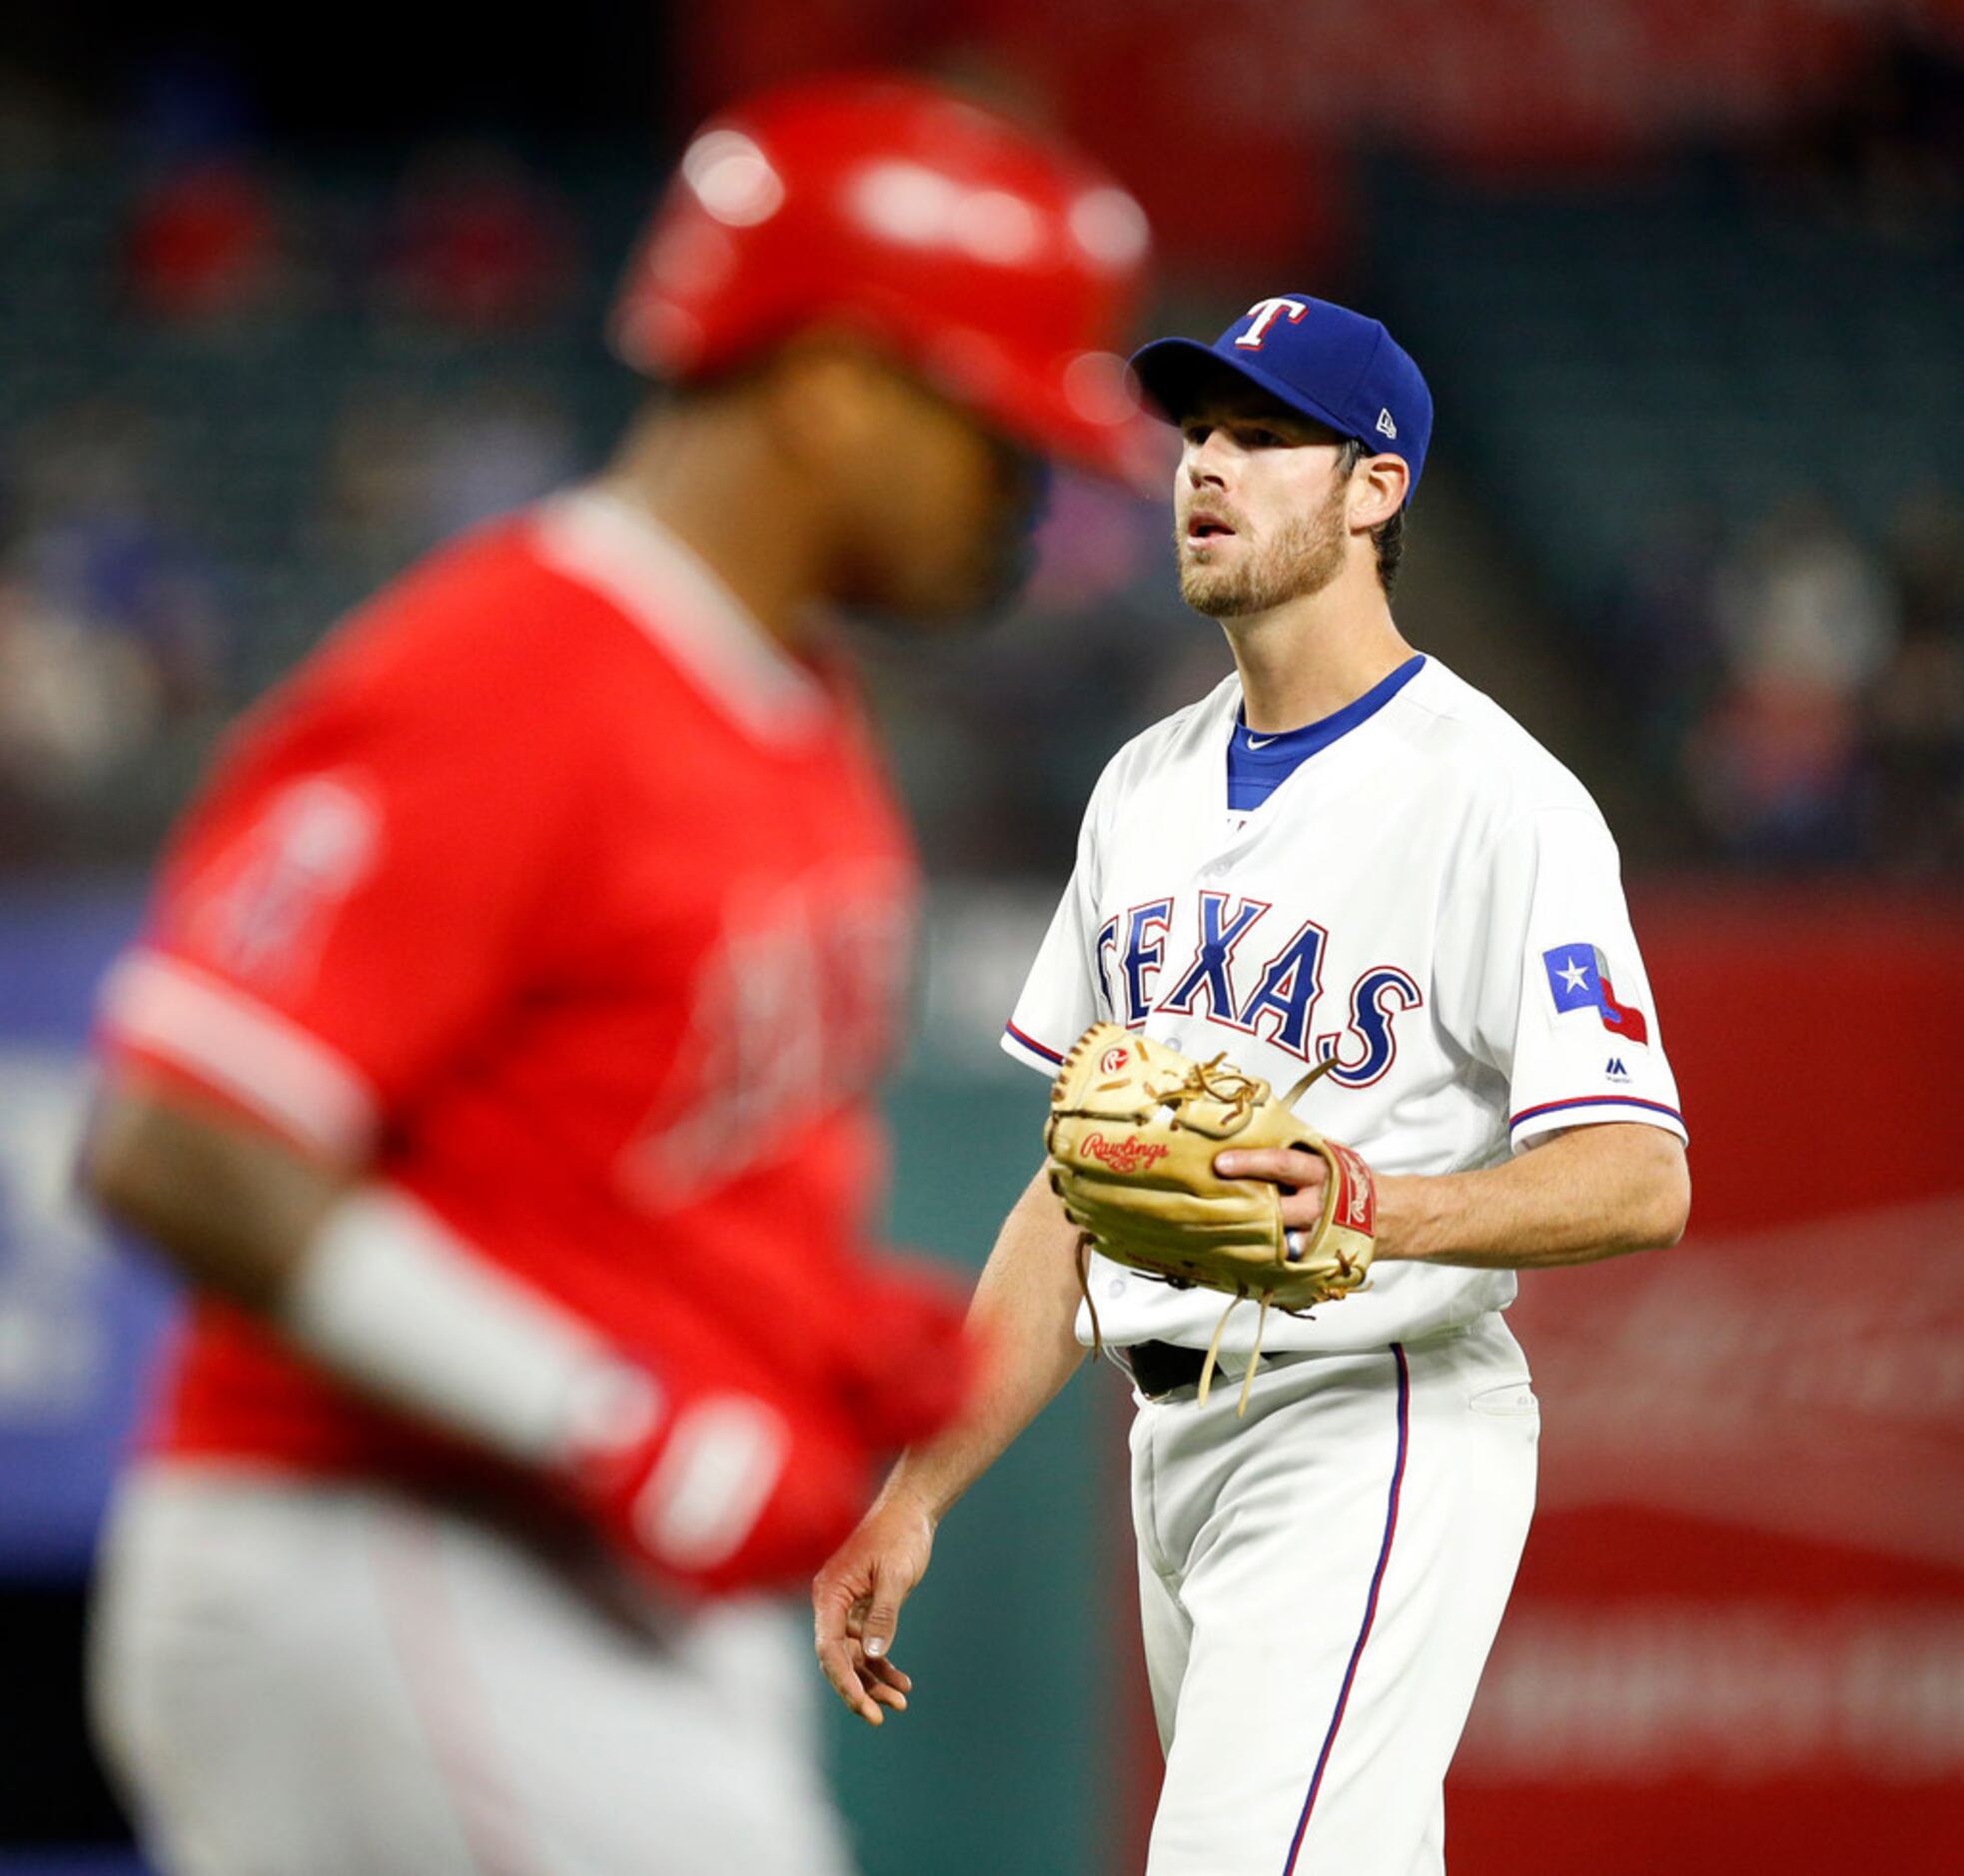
1348, 454, 1409, 533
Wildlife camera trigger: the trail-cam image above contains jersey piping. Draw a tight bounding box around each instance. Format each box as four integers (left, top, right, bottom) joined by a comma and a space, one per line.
1509, 1094, 1684, 1133
1004, 1019, 1066, 1066
1283, 1342, 1411, 1871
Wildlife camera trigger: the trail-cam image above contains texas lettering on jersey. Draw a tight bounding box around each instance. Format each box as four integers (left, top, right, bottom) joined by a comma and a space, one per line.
1095, 889, 1423, 1085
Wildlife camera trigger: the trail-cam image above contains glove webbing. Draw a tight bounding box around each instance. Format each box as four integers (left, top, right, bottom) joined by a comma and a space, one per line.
1074, 1053, 1337, 1419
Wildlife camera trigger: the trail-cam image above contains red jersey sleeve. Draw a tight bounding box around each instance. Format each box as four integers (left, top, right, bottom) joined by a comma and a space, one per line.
98, 534, 596, 1160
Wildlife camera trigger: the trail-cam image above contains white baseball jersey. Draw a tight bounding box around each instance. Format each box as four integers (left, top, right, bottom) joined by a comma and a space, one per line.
1004, 653, 1685, 1355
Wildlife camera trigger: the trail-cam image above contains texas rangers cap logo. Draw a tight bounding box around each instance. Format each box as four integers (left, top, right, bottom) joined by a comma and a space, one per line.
1234, 297, 1309, 350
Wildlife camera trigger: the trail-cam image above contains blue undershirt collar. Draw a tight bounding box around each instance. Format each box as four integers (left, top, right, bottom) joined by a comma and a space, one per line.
1226, 654, 1426, 811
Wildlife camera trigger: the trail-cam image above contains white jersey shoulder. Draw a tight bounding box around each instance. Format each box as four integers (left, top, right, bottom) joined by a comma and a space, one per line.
1082, 676, 1235, 819
1398, 659, 1591, 796
1391, 660, 1613, 838
1090, 662, 1605, 844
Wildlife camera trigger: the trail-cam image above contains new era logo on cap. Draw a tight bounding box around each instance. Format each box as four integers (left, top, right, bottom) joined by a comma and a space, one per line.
1129, 293, 1435, 503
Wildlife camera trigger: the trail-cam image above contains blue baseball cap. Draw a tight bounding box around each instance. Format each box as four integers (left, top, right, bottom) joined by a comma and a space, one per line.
1130, 295, 1433, 501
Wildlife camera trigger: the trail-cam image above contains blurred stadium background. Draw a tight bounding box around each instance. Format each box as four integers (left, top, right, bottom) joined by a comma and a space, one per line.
2, 3, 1961, 1872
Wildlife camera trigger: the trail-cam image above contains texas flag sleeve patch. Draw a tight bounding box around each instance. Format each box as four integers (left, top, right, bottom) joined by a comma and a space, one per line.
1541, 943, 1650, 1044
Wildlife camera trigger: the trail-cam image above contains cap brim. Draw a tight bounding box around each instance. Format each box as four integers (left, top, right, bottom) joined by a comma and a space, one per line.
1128, 337, 1361, 445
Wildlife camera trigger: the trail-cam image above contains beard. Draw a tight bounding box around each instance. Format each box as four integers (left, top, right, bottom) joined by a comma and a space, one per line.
1177, 480, 1348, 619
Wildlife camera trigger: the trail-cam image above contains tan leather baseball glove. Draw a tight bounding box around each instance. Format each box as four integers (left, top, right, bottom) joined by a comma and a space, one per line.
1045, 1022, 1377, 1414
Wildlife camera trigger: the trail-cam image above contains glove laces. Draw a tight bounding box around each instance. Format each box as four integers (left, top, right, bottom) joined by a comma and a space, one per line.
1071, 1049, 1342, 1419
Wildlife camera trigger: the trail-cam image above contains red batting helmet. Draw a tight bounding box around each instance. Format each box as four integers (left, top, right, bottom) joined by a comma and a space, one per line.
609, 76, 1155, 482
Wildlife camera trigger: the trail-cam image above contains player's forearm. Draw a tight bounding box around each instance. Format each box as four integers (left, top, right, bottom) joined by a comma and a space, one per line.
84, 1073, 347, 1309
1377, 1122, 1689, 1269
84, 1074, 631, 1466
876, 1167, 1086, 1525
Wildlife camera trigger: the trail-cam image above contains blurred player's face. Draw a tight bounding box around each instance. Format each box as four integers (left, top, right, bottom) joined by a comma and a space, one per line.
835, 362, 1045, 625
1173, 391, 1353, 619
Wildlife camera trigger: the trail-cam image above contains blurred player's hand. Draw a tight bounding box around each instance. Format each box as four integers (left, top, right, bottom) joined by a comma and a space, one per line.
812, 1491, 938, 1727
566, 1358, 874, 1601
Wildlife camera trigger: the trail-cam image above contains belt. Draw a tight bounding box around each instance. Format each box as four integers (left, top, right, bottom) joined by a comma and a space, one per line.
1120, 1337, 1326, 1402
1119, 1340, 1215, 1401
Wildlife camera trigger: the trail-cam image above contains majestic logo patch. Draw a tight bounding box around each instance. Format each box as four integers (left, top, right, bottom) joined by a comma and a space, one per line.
1543, 944, 1649, 1045
1082, 1132, 1170, 1175
1605, 1057, 1631, 1082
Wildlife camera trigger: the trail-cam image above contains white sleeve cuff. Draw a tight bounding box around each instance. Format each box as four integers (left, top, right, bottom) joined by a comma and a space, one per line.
287, 1185, 650, 1468
98, 950, 380, 1160
1000, 1020, 1067, 1077
1509, 1094, 1688, 1151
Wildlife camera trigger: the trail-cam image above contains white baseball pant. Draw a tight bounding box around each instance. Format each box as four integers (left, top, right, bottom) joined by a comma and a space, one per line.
89, 1463, 854, 1876
1132, 1312, 1538, 1875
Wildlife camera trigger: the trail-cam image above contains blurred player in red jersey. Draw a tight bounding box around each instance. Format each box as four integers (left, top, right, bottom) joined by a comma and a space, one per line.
79, 77, 1152, 1876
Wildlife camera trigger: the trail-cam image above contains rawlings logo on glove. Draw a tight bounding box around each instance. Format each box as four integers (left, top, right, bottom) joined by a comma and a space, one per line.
1082, 1132, 1172, 1174
1045, 1022, 1377, 1416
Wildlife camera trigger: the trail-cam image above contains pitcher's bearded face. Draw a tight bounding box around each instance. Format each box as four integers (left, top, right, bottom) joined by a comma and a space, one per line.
1175, 471, 1349, 618
1171, 391, 1354, 620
